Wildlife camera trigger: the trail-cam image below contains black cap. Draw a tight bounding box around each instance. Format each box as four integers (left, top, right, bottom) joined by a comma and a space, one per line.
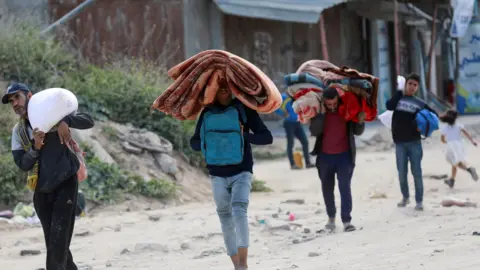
1, 83, 31, 104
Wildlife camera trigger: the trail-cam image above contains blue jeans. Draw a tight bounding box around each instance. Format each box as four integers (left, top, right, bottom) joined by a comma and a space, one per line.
211, 171, 252, 256
395, 140, 424, 203
316, 153, 354, 223
284, 120, 311, 166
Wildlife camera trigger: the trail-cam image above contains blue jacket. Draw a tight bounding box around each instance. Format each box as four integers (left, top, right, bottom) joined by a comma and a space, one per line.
275, 93, 298, 122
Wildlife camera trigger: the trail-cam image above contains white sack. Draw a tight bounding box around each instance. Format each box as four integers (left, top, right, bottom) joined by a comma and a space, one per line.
397, 75, 406, 91
28, 88, 78, 132
378, 110, 393, 129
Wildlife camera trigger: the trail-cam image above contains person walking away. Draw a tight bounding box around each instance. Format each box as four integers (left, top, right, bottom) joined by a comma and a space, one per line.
3, 83, 94, 270
386, 73, 437, 211
439, 109, 478, 188
309, 87, 365, 232
274, 92, 314, 170
190, 86, 273, 270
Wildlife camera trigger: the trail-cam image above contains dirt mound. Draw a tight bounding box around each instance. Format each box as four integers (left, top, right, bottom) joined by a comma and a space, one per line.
72, 120, 211, 204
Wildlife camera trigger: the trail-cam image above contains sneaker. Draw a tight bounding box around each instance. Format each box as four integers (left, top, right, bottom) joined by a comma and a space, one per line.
397, 198, 410, 207
444, 178, 455, 188
344, 222, 356, 232
467, 167, 478, 181
291, 165, 301, 170
415, 202, 424, 211
306, 163, 316, 169
325, 218, 336, 231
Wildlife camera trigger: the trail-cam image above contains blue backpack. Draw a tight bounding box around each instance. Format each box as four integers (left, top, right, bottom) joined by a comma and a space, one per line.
415, 109, 439, 138
200, 104, 247, 166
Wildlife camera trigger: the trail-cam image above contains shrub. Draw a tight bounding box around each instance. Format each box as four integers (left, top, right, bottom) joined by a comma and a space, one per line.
0, 15, 203, 167
0, 15, 200, 204
0, 100, 18, 142
251, 177, 273, 192
0, 17, 77, 91
54, 62, 204, 166
0, 104, 27, 206
0, 151, 27, 206
80, 144, 176, 203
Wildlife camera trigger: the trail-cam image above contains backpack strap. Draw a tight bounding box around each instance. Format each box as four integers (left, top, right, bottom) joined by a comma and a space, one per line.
17, 120, 32, 150
17, 119, 39, 190
234, 103, 247, 124
280, 97, 292, 118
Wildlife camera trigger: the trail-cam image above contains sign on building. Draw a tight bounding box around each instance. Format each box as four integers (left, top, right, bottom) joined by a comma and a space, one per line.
456, 20, 480, 113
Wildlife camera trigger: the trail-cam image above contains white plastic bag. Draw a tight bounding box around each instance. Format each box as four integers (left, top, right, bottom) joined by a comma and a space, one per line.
28, 88, 79, 132
397, 75, 406, 91
378, 110, 393, 129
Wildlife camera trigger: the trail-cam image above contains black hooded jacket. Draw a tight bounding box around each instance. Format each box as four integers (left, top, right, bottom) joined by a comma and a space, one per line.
11, 112, 94, 193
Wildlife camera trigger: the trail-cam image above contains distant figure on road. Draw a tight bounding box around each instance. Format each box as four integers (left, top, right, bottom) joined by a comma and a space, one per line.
386, 73, 437, 211
309, 87, 365, 232
274, 92, 314, 170
439, 109, 478, 188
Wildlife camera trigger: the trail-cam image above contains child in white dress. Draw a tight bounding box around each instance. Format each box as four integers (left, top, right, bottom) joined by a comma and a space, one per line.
440, 110, 478, 188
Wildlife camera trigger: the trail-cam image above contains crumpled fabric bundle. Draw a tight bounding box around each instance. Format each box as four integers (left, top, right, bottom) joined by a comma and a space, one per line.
284, 60, 379, 123
151, 50, 282, 120
283, 73, 323, 123
292, 90, 322, 123
296, 60, 379, 108
335, 88, 375, 122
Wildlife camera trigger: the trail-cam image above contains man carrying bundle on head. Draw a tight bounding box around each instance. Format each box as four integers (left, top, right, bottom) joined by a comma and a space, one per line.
151, 50, 281, 270
189, 83, 273, 270
283, 60, 379, 232
309, 87, 365, 232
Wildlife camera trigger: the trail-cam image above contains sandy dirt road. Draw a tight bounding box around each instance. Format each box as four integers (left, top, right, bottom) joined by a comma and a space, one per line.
1, 137, 480, 270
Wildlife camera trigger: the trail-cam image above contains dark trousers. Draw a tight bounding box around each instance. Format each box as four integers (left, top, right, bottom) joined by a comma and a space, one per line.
33, 175, 78, 270
284, 120, 311, 166
316, 154, 355, 223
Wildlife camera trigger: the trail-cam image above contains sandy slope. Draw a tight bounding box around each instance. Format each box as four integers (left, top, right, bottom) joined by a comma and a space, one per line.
2, 133, 480, 270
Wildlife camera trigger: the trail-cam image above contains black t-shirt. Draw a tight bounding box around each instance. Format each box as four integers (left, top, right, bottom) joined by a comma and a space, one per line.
386, 91, 435, 143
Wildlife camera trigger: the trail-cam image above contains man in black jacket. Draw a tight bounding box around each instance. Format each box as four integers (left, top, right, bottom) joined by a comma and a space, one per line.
309, 87, 365, 232
3, 83, 94, 270
386, 73, 436, 211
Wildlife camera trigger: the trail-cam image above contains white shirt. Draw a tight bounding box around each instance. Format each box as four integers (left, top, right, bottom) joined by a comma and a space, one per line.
441, 123, 464, 142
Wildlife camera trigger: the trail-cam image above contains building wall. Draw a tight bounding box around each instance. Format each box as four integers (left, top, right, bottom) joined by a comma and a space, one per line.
0, 0, 49, 26
337, 5, 365, 70
222, 15, 322, 87
48, 0, 185, 68
182, 0, 211, 58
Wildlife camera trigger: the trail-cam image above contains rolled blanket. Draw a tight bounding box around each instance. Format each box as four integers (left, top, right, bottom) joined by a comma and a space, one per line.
151, 50, 282, 120
297, 61, 378, 107
291, 60, 379, 123
296, 60, 344, 81
328, 83, 371, 100
323, 65, 379, 108
329, 78, 372, 90
290, 86, 376, 124
284, 72, 326, 89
